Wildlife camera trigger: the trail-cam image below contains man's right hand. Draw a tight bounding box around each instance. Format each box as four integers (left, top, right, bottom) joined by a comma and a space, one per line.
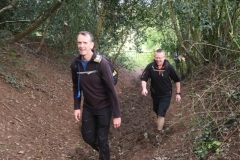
142, 89, 148, 96
74, 109, 81, 122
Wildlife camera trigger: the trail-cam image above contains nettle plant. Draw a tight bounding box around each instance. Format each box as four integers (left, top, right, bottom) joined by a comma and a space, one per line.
193, 123, 221, 159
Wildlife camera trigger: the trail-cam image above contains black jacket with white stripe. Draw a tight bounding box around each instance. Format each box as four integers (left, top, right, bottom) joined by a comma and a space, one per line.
70, 51, 121, 118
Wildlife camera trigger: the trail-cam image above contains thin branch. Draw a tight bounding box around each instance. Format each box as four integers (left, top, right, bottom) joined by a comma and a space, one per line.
184, 40, 240, 53
0, 20, 31, 25
11, 1, 33, 20
114, 30, 129, 61
14, 117, 22, 122
185, 41, 209, 62
217, 124, 240, 149
2, 102, 12, 112
36, 18, 50, 54
10, 1, 62, 42
0, 0, 19, 15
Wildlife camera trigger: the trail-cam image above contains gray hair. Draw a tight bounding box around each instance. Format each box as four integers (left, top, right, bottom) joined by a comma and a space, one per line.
78, 31, 94, 42
156, 49, 165, 55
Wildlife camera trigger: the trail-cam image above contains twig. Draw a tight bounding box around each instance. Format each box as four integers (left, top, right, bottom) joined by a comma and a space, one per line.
2, 102, 12, 112
222, 124, 240, 143
233, 153, 240, 158
14, 117, 22, 122
215, 124, 240, 152
0, 20, 30, 25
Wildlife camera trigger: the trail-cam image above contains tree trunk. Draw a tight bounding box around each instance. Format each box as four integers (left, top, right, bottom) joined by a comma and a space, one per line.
168, 0, 198, 66
36, 19, 50, 54
10, 1, 62, 42
95, 0, 105, 49
113, 30, 129, 62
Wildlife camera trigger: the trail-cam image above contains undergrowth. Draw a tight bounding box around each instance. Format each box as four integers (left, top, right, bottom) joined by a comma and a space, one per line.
185, 64, 240, 159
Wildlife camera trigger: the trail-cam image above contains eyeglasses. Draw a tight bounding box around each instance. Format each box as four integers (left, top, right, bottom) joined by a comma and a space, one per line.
154, 56, 165, 60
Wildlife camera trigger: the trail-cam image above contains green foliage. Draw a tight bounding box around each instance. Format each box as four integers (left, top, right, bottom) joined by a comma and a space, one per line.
1, 0, 240, 71
173, 0, 240, 68
144, 27, 177, 54
1, 0, 58, 33
45, 0, 98, 51
193, 124, 221, 159
237, 58, 240, 69
220, 89, 239, 100
230, 90, 238, 99
113, 50, 153, 70
187, 66, 239, 159
0, 30, 12, 38
4, 72, 24, 88
0, 64, 6, 72
144, 28, 162, 50
133, 57, 152, 67
115, 53, 136, 70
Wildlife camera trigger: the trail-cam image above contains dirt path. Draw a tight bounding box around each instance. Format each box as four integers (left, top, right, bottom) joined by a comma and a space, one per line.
108, 66, 190, 160
0, 48, 190, 160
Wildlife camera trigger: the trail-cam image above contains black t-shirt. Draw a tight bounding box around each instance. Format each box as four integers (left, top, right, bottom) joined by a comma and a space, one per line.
141, 60, 180, 97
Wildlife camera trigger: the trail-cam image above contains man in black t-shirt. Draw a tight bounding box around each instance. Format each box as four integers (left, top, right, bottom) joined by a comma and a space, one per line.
141, 49, 181, 133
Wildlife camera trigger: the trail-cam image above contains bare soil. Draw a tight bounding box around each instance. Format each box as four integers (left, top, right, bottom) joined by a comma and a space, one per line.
0, 42, 239, 160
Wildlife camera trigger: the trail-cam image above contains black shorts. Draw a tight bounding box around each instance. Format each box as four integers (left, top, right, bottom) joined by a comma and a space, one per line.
152, 96, 171, 117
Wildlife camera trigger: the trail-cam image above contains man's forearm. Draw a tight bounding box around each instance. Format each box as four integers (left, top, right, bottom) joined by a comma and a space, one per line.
141, 81, 147, 90
176, 82, 180, 93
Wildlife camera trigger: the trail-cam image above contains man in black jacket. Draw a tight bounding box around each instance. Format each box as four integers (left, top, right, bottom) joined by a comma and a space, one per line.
141, 49, 181, 133
70, 31, 121, 160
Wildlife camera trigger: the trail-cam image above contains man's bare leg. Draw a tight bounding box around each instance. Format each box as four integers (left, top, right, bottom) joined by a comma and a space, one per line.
155, 116, 165, 143
157, 116, 165, 131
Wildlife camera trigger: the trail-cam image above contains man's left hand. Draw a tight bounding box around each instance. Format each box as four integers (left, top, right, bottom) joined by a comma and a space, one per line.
176, 94, 181, 102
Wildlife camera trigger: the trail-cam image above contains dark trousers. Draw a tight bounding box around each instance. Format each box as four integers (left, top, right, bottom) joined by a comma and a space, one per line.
81, 106, 112, 160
